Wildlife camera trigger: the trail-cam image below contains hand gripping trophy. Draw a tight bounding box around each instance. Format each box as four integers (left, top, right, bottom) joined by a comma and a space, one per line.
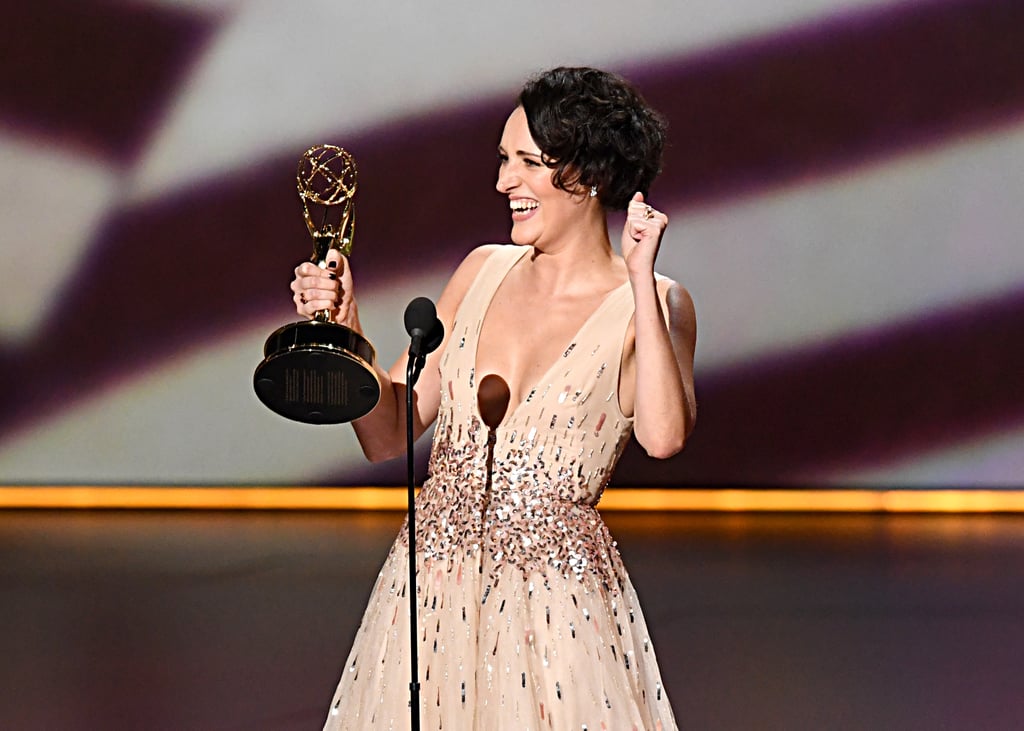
253, 145, 380, 423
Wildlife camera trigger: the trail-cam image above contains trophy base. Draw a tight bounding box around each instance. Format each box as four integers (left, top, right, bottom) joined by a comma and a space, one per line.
254, 320, 381, 424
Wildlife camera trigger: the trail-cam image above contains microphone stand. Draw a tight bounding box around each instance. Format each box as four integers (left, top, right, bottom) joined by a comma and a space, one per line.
400, 297, 442, 731
405, 348, 426, 731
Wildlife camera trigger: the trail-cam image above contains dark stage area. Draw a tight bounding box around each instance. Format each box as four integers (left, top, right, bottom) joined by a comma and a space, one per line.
1, 509, 1022, 730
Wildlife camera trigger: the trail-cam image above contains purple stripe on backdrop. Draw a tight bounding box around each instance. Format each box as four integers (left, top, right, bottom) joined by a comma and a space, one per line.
636, 0, 1024, 205
0, 0, 217, 162
613, 288, 1024, 488
2, 0, 1023, 484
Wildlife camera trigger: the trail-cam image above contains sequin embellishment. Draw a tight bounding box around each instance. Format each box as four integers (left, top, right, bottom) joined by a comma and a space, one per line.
322, 247, 676, 731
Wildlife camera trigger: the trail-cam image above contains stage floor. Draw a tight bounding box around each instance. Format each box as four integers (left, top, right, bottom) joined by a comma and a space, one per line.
1, 510, 1022, 730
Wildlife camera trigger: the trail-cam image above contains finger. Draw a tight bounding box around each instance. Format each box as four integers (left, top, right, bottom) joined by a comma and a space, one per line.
294, 276, 340, 297
629, 216, 667, 238
628, 221, 648, 241
303, 284, 341, 303
627, 207, 667, 227
627, 199, 654, 221
296, 295, 339, 315
321, 254, 349, 293
292, 265, 330, 293
295, 261, 323, 277
324, 250, 349, 277
295, 272, 341, 292
293, 292, 312, 317
324, 248, 342, 265
306, 299, 338, 313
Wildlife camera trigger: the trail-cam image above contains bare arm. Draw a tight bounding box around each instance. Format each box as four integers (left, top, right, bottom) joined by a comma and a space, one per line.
291, 245, 498, 462
619, 193, 697, 458
628, 277, 696, 458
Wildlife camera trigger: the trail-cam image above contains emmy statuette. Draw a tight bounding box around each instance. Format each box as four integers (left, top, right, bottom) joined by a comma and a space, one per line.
253, 145, 381, 424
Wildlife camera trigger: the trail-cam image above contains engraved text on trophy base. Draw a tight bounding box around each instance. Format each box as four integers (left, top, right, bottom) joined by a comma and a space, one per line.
284, 367, 348, 407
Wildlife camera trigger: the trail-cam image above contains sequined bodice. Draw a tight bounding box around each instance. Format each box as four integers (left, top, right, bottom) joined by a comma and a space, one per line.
413, 245, 636, 579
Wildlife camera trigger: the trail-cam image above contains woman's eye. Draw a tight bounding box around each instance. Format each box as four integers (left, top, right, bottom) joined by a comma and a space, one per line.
524, 158, 541, 167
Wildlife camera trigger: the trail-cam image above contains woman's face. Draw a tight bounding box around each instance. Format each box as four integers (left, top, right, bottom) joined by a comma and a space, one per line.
496, 106, 589, 249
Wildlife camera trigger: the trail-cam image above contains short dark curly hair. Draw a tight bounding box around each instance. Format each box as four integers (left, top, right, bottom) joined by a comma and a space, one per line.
517, 66, 667, 211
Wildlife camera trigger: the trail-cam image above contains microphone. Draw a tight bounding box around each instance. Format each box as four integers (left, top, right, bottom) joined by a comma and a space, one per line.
401, 296, 445, 731
404, 297, 444, 358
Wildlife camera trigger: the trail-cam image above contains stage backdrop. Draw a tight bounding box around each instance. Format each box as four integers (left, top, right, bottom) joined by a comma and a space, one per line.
1, 0, 1022, 489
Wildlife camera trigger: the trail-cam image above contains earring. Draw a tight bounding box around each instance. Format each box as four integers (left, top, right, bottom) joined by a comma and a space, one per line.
589, 185, 597, 198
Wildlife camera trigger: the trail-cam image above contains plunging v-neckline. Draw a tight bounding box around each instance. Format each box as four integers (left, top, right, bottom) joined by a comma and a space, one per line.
471, 247, 630, 428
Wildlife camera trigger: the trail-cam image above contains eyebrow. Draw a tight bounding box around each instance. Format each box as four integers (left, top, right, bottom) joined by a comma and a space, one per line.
497, 145, 543, 158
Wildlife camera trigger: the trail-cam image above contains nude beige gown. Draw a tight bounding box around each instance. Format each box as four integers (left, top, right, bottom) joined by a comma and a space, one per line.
324, 245, 678, 730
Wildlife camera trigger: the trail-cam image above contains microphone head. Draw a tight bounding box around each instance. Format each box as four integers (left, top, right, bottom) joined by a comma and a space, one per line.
423, 317, 445, 354
404, 296, 437, 337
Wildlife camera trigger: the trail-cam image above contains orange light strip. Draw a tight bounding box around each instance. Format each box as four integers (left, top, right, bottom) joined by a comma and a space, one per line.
1, 487, 1023, 512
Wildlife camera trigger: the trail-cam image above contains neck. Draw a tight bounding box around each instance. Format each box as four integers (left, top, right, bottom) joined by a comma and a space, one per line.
525, 227, 618, 294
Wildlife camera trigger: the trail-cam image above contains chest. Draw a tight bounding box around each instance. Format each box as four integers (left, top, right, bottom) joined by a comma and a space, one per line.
475, 287, 611, 404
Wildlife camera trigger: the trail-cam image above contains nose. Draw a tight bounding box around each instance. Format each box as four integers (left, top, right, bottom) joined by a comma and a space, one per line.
496, 162, 518, 194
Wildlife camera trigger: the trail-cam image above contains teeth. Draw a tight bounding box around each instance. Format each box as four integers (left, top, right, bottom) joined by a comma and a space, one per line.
510, 200, 538, 212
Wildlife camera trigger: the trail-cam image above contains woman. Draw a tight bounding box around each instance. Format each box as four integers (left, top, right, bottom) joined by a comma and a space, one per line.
293, 66, 696, 730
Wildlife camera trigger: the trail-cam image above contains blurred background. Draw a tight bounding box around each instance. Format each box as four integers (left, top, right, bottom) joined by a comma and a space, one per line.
1, 0, 1023, 489
3, 4, 1024, 730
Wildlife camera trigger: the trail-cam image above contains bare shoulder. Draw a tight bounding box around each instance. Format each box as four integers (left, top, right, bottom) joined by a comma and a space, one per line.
656, 277, 697, 346
436, 244, 506, 316
656, 277, 695, 320
452, 244, 504, 286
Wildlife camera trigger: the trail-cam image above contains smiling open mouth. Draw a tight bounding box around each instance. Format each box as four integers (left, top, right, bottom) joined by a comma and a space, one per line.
510, 200, 538, 213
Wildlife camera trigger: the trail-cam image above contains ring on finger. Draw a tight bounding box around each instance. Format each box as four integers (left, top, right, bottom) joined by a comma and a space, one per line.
643, 205, 655, 220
